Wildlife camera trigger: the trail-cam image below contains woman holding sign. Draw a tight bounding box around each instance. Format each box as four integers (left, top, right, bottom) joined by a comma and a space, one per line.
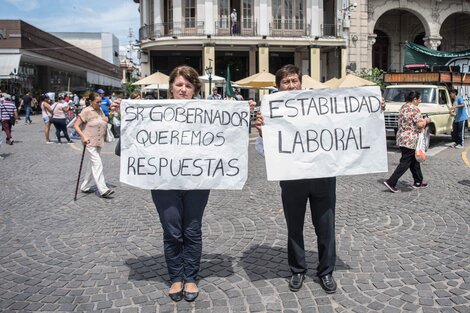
151, 65, 208, 302
384, 91, 430, 193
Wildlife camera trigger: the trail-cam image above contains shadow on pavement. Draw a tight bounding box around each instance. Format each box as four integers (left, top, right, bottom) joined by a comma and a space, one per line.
458, 179, 470, 187
125, 253, 235, 284
239, 244, 351, 281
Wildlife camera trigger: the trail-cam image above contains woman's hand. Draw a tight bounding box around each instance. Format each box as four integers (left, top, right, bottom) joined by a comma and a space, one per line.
255, 112, 264, 137
81, 136, 90, 145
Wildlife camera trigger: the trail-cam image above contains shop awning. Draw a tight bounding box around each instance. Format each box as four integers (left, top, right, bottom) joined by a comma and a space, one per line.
0, 54, 21, 79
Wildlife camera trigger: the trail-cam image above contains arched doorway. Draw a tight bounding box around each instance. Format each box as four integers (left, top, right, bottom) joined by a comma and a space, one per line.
440, 12, 470, 51
373, 9, 426, 71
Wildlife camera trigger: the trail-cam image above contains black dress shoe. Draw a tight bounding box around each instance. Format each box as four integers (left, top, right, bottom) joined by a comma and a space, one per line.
169, 289, 183, 302
319, 273, 337, 294
289, 273, 305, 292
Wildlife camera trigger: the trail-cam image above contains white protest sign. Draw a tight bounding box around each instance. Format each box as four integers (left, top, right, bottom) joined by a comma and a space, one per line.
261, 86, 388, 181
120, 99, 249, 190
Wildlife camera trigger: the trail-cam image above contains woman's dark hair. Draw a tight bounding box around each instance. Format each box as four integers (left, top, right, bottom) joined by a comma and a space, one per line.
39, 94, 49, 102
168, 65, 201, 99
405, 91, 421, 102
86, 91, 101, 107
275, 64, 302, 88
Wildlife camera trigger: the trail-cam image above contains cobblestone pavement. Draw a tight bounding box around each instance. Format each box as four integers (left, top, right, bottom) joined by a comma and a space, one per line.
0, 115, 469, 313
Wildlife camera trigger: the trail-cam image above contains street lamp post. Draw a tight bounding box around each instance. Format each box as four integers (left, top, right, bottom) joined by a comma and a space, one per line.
9, 68, 18, 107
205, 59, 213, 99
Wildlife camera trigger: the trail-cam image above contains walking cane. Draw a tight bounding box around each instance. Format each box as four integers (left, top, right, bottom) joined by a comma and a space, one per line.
74, 144, 87, 201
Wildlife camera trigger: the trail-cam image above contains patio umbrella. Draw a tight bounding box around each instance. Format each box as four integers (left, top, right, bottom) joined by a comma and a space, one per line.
133, 71, 169, 85
235, 71, 276, 88
198, 74, 225, 83
301, 75, 327, 89
225, 65, 234, 98
133, 71, 170, 99
324, 77, 340, 88
142, 84, 169, 90
335, 74, 376, 88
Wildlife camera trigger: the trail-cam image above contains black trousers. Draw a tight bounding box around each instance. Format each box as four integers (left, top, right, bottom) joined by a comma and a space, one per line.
386, 146, 423, 186
51, 118, 70, 142
151, 189, 210, 284
280, 177, 336, 277
452, 120, 465, 146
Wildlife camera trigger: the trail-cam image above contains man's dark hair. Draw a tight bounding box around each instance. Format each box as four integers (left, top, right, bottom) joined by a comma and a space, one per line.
450, 88, 458, 95
275, 64, 302, 88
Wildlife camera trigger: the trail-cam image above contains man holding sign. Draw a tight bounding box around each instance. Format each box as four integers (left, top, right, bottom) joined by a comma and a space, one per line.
256, 65, 387, 294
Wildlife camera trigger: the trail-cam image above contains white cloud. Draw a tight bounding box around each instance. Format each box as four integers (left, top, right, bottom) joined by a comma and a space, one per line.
5, 0, 39, 11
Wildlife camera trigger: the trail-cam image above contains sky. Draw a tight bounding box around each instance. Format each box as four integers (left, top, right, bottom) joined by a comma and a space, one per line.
1, 0, 141, 57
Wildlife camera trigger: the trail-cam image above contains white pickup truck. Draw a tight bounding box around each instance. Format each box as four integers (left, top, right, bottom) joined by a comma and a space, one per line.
383, 84, 454, 150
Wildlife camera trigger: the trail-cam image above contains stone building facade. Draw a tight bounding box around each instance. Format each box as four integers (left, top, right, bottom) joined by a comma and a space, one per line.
133, 0, 470, 92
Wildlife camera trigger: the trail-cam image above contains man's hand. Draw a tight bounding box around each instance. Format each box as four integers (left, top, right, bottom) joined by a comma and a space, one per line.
255, 112, 264, 137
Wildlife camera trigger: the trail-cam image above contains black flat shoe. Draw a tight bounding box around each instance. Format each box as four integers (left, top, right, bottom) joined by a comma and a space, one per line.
183, 283, 199, 302
289, 273, 305, 292
319, 273, 337, 294
169, 289, 184, 302
183, 290, 199, 302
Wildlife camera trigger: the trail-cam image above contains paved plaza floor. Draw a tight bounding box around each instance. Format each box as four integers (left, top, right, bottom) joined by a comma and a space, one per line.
0, 114, 469, 312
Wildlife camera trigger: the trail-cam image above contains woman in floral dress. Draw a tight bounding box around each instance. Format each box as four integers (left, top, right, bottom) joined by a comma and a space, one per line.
384, 91, 431, 193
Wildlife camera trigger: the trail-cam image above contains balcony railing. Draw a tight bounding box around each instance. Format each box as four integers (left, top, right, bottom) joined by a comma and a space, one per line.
215, 19, 257, 36
139, 21, 205, 40
269, 22, 311, 37
139, 21, 341, 40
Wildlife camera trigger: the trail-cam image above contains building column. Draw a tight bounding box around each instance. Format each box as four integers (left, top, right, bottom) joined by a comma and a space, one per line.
423, 36, 442, 50
310, 0, 323, 37
258, 45, 269, 99
366, 33, 377, 69
203, 45, 215, 99
309, 46, 321, 81
341, 47, 347, 78
173, 0, 182, 32
258, 46, 269, 72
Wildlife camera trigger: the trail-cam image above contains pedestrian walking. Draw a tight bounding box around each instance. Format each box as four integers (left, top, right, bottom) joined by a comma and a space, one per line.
50, 96, 73, 144
21, 92, 33, 124
97, 89, 112, 117
40, 95, 54, 144
255, 65, 337, 294
384, 91, 431, 193
0, 93, 19, 145
449, 88, 468, 149
151, 65, 209, 303
73, 92, 114, 198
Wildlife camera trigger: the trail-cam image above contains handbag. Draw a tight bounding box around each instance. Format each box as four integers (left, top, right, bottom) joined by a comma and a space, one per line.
105, 123, 115, 143
415, 132, 426, 163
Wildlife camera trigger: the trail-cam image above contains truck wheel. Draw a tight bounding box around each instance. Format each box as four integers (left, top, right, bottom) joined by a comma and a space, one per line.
424, 126, 431, 151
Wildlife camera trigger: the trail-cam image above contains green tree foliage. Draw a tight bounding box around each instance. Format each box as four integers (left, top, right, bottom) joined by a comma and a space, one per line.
123, 81, 138, 98
357, 68, 385, 91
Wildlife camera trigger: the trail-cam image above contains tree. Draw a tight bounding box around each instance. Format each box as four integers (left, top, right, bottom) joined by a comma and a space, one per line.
123, 81, 138, 98
357, 68, 385, 91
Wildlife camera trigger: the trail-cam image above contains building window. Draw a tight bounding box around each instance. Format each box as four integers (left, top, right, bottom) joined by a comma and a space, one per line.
272, 0, 304, 30
184, 0, 196, 28
148, 0, 154, 26
242, 0, 253, 29
164, 0, 173, 32
219, 0, 229, 28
